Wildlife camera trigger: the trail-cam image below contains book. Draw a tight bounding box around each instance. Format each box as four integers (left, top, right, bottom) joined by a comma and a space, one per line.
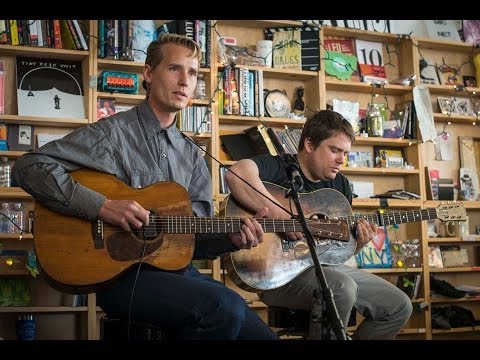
0, 61, 4, 115
424, 20, 461, 42
0, 123, 7, 151
463, 20, 480, 45
324, 37, 360, 81
244, 125, 278, 156
7, 124, 34, 151
16, 57, 86, 119
419, 59, 440, 85
270, 28, 302, 70
265, 26, 320, 71
425, 167, 440, 200
219, 134, 257, 161
355, 39, 388, 84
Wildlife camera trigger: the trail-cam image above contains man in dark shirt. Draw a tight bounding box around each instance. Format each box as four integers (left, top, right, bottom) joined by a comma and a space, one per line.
225, 110, 412, 339
12, 34, 278, 340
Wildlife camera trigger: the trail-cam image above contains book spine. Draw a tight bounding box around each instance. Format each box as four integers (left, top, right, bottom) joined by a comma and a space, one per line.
98, 20, 105, 58
72, 20, 88, 51
60, 20, 76, 50
36, 20, 44, 47
67, 19, 82, 50
52, 19, 62, 48
9, 20, 19, 46
0, 21, 7, 44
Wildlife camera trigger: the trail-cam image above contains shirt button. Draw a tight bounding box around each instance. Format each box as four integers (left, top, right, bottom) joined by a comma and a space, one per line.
161, 153, 166, 159
63, 201, 70, 207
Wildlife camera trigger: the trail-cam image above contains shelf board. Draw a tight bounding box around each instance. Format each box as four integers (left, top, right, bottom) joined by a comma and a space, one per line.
248, 301, 267, 309
341, 167, 419, 175
0, 151, 27, 158
428, 237, 480, 243
431, 296, 480, 304
216, 20, 303, 28
0, 306, 89, 313
0, 269, 30, 276
430, 266, 480, 273
0, 233, 33, 240
361, 267, 422, 274
323, 26, 404, 44
325, 80, 412, 95
415, 37, 478, 53
97, 59, 144, 72
0, 44, 89, 60
96, 92, 145, 105
353, 137, 412, 147
422, 84, 480, 96
218, 64, 318, 81
0, 114, 88, 128
0, 187, 33, 199
434, 113, 480, 124
432, 325, 480, 334
352, 198, 422, 208
218, 115, 306, 127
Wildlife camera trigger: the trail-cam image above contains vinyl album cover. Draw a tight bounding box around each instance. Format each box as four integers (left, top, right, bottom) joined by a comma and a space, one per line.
16, 57, 86, 119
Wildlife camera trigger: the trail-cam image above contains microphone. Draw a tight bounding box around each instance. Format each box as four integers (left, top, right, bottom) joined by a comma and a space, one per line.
266, 127, 303, 191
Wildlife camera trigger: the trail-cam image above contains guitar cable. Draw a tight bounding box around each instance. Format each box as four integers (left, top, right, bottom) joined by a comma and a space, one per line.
127, 229, 149, 341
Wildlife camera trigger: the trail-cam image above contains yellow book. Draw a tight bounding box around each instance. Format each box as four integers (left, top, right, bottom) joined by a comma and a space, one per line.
8, 20, 19, 46
272, 29, 302, 70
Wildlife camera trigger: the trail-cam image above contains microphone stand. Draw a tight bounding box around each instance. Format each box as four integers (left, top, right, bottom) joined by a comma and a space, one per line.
281, 157, 347, 341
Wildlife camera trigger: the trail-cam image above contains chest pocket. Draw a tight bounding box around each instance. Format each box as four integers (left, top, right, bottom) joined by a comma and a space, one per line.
129, 171, 165, 188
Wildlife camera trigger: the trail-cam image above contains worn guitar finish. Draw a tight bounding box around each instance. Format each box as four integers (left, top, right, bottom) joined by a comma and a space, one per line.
223, 183, 467, 293
34, 169, 348, 294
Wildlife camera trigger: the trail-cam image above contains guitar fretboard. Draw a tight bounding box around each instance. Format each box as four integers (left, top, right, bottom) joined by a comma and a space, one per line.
341, 209, 438, 229
148, 216, 345, 240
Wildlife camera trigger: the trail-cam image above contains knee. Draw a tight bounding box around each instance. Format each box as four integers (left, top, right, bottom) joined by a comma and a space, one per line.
396, 292, 414, 321
332, 275, 358, 308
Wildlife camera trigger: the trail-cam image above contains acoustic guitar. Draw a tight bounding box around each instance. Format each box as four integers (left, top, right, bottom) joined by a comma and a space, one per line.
222, 182, 467, 293
33, 169, 348, 293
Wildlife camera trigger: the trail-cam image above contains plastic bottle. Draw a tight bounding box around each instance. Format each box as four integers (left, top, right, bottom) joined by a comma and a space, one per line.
0, 156, 10, 187
0, 202, 10, 233
11, 203, 25, 234
195, 73, 207, 100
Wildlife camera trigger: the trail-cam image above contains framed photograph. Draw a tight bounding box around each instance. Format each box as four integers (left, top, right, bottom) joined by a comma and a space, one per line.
373, 146, 405, 168
463, 75, 477, 88
476, 225, 480, 235
437, 96, 456, 114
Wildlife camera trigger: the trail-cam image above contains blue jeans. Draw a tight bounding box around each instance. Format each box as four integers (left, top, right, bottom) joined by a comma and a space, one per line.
97, 264, 279, 340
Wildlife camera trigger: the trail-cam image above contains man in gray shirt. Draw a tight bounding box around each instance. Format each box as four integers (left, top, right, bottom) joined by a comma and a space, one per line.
12, 33, 278, 340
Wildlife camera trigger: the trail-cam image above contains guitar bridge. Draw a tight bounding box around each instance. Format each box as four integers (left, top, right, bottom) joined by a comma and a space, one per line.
92, 219, 105, 249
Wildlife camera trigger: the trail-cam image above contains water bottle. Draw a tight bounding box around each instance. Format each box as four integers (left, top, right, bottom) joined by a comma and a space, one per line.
195, 73, 207, 100
0, 156, 10, 187
11, 202, 25, 234
0, 202, 11, 233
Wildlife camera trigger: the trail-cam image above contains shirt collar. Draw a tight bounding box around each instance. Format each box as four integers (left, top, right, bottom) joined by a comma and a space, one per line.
137, 101, 185, 150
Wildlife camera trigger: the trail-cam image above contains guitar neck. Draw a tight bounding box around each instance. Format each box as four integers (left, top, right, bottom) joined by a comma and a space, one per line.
341, 209, 438, 229
159, 216, 303, 234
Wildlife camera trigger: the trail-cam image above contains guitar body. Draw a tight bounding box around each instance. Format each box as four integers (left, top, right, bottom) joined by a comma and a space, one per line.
222, 183, 357, 293
34, 169, 195, 293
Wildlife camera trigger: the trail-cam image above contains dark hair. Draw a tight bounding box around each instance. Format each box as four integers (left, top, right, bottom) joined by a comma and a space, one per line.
298, 110, 355, 151
142, 33, 202, 95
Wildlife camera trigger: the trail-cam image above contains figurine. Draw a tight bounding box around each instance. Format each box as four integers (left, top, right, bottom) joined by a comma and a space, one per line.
293, 86, 305, 115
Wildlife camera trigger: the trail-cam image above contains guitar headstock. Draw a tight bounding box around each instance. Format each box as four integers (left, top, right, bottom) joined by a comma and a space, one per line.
436, 203, 467, 222
308, 219, 350, 242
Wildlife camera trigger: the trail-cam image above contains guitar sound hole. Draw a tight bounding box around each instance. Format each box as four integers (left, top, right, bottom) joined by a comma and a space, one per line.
131, 211, 161, 240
